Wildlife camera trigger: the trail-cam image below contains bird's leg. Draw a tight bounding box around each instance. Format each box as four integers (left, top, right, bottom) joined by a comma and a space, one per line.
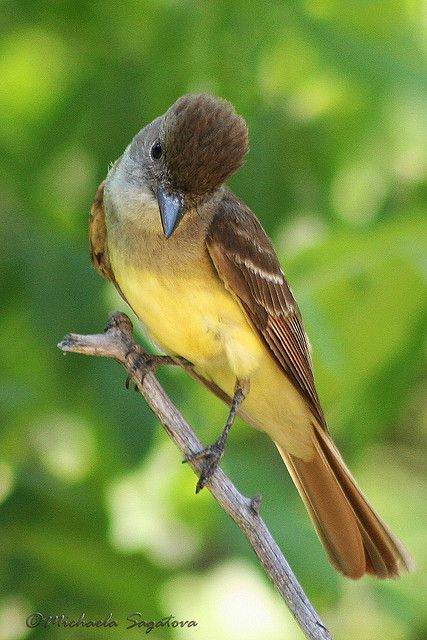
185, 379, 249, 493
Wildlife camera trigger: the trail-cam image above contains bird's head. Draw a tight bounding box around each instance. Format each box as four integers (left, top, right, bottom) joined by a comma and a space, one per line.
124, 94, 249, 238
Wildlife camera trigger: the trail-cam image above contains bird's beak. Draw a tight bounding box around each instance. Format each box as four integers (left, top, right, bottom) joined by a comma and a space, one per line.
157, 185, 185, 239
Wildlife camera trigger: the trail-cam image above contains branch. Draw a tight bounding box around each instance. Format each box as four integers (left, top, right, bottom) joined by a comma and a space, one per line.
58, 312, 333, 640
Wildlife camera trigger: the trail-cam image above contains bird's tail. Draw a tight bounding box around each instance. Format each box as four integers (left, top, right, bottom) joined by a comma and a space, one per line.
276, 426, 415, 579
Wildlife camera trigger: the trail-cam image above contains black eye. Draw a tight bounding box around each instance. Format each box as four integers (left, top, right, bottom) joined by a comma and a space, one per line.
151, 141, 163, 159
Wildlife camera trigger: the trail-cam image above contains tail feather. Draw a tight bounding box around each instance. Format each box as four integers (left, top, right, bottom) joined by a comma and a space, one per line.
276, 426, 415, 579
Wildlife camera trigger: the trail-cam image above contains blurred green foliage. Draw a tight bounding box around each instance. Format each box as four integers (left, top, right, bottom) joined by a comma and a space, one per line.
1, 1, 426, 639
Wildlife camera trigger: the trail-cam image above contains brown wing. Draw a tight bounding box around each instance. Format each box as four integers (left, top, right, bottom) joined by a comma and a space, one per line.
89, 180, 115, 282
206, 191, 326, 428
89, 179, 135, 313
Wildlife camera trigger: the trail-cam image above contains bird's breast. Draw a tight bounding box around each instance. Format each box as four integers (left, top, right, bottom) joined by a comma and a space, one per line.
112, 258, 263, 380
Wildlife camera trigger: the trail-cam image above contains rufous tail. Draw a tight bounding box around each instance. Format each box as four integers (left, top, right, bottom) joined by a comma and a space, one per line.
276, 426, 415, 579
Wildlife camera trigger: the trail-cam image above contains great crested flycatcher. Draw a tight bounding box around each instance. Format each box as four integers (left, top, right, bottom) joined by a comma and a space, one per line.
90, 94, 414, 579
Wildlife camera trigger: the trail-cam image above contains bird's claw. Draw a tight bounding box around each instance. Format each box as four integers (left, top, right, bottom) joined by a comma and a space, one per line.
124, 350, 163, 388
184, 441, 225, 493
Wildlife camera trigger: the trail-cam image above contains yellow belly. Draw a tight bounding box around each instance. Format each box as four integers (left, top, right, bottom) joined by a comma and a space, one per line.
113, 261, 314, 459
118, 264, 264, 377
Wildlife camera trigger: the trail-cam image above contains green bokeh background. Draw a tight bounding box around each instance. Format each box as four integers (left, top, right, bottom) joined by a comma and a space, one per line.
1, 2, 426, 639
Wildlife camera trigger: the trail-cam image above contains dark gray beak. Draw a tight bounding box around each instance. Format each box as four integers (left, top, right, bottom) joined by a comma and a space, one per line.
157, 185, 185, 239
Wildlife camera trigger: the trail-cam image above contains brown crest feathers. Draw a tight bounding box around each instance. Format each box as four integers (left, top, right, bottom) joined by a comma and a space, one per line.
162, 94, 248, 196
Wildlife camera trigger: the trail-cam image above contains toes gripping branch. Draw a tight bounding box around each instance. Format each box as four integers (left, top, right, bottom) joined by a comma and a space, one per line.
185, 379, 249, 492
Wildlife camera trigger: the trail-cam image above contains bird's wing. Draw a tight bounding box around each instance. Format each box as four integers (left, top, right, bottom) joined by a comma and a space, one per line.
206, 192, 326, 428
89, 180, 115, 282
90, 179, 140, 319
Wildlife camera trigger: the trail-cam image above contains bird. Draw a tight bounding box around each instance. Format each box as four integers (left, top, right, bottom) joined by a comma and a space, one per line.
89, 93, 414, 579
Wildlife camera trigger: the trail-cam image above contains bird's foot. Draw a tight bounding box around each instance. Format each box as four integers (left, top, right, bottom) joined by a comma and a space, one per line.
184, 439, 226, 493
184, 379, 249, 493
124, 350, 183, 389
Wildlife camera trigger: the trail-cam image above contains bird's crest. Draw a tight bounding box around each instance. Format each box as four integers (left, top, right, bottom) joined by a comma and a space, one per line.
162, 94, 249, 196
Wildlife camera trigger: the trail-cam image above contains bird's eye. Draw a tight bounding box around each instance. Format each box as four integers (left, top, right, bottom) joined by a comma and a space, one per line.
151, 141, 163, 160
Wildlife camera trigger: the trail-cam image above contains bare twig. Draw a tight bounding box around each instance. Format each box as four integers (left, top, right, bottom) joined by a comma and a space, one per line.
58, 312, 333, 640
